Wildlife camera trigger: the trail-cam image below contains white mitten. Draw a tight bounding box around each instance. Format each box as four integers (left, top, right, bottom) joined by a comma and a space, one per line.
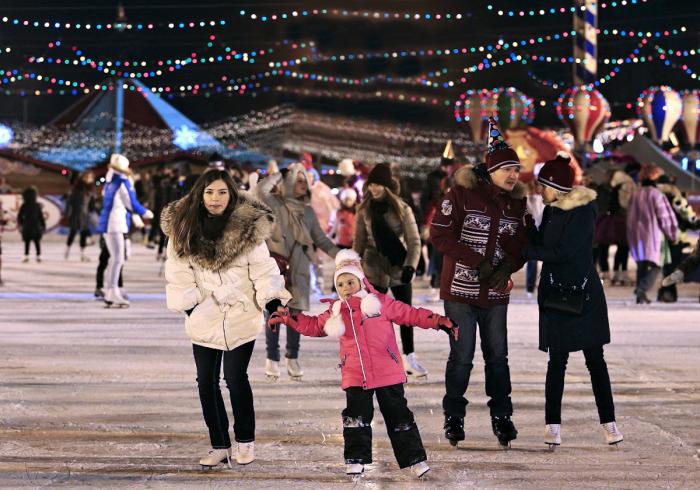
661, 270, 684, 287
142, 209, 154, 220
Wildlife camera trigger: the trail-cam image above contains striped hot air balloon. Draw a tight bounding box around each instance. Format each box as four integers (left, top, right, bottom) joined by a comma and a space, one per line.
637, 86, 682, 145
556, 87, 610, 147
454, 89, 493, 145
680, 90, 699, 147
490, 87, 534, 130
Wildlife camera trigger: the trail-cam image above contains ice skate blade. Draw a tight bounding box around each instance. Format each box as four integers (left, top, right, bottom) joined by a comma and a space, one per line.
265, 374, 279, 382
448, 439, 459, 447
289, 375, 303, 382
104, 302, 129, 308
546, 443, 559, 451
498, 440, 512, 449
608, 440, 623, 447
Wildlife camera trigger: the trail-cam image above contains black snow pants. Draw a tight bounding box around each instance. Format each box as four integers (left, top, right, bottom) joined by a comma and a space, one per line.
343, 383, 426, 468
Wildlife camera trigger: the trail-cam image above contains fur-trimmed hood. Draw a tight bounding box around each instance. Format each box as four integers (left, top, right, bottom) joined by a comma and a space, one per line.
452, 165, 526, 200
549, 186, 597, 211
282, 162, 312, 202
161, 191, 275, 271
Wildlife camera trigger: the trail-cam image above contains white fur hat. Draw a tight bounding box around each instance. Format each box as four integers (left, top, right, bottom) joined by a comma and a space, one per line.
109, 153, 132, 175
338, 158, 356, 176
333, 249, 365, 288
339, 187, 357, 204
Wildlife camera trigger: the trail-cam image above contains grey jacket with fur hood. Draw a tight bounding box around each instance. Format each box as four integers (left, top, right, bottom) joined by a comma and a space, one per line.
161, 193, 291, 351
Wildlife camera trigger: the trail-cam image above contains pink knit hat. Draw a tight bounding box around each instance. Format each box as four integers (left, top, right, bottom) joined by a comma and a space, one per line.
333, 249, 365, 288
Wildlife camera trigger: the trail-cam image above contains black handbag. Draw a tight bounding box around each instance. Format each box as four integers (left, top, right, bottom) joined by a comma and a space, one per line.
542, 288, 584, 314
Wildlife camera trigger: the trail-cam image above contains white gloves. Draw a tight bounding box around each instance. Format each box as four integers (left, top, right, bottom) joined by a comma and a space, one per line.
201, 281, 251, 312
661, 270, 684, 287
132, 214, 145, 229
142, 209, 154, 220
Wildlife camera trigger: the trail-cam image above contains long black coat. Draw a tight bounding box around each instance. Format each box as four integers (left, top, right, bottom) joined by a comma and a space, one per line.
523, 187, 610, 353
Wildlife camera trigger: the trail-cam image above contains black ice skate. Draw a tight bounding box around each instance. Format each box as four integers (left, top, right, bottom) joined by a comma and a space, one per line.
444, 415, 465, 447
492, 415, 518, 448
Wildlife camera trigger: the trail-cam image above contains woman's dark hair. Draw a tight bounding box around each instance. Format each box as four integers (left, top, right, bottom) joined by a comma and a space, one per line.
22, 186, 38, 203
170, 169, 239, 257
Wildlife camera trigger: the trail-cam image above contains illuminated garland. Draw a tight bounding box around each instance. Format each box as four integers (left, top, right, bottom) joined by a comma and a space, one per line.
487, 0, 648, 17
1, 16, 226, 31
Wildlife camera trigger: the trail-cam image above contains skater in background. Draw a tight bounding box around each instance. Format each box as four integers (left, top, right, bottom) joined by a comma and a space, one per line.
354, 163, 426, 378
268, 249, 456, 478
162, 169, 291, 468
256, 163, 339, 382
626, 163, 678, 304
18, 186, 46, 263
661, 239, 700, 301
329, 187, 357, 249
522, 153, 623, 449
64, 171, 95, 262
430, 119, 528, 448
97, 154, 152, 307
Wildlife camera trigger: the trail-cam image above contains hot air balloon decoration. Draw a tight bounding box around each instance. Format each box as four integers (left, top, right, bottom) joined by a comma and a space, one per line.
490, 87, 534, 130
680, 90, 699, 148
637, 86, 682, 145
454, 89, 493, 145
556, 86, 611, 149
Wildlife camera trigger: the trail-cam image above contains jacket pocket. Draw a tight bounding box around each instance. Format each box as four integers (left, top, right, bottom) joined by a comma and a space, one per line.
338, 354, 348, 369
386, 347, 399, 364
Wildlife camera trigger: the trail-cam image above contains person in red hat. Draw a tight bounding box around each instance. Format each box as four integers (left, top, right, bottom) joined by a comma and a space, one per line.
523, 152, 624, 448
430, 118, 530, 448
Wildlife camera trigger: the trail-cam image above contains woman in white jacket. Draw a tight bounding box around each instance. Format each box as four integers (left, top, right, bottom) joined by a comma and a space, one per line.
162, 169, 291, 468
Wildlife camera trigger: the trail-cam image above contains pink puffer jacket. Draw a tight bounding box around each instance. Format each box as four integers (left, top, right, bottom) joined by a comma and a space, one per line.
288, 280, 442, 390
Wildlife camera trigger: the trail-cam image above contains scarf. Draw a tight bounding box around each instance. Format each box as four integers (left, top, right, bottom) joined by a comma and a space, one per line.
369, 198, 406, 267
282, 197, 314, 257
202, 212, 229, 241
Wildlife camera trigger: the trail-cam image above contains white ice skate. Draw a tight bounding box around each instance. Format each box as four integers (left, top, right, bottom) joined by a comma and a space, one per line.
265, 359, 280, 382
286, 357, 303, 381
104, 288, 130, 308
602, 421, 623, 446
544, 424, 561, 450
411, 461, 430, 478
199, 447, 232, 469
346, 463, 364, 475
403, 353, 428, 379
235, 442, 255, 465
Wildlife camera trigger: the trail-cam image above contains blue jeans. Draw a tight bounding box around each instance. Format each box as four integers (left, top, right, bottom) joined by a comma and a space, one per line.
442, 301, 513, 418
265, 308, 301, 361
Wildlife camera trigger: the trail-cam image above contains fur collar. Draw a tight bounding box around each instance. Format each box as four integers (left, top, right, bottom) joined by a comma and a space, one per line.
452, 165, 526, 199
549, 186, 597, 211
161, 191, 275, 271
323, 290, 382, 338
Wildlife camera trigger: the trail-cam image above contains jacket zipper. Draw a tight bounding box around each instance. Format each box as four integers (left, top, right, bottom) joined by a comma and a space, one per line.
386, 347, 399, 364
345, 299, 368, 388
219, 272, 230, 350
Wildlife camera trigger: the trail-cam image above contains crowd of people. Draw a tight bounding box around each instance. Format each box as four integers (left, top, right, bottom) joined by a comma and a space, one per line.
1, 119, 698, 478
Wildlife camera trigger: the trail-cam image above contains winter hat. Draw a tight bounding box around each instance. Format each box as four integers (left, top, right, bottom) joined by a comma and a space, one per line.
282, 162, 312, 199
333, 249, 365, 289
338, 158, 356, 176
339, 187, 357, 205
485, 118, 521, 173
109, 153, 132, 175
366, 163, 399, 194
638, 162, 663, 182
538, 151, 575, 192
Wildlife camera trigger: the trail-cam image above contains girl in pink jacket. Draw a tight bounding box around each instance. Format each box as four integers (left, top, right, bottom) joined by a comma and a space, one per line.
269, 249, 456, 479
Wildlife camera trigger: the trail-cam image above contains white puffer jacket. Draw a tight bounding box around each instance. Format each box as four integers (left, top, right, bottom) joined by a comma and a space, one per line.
162, 193, 291, 351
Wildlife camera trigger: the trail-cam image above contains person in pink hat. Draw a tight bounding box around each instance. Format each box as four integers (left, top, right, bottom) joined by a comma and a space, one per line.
523, 152, 623, 448
268, 249, 457, 479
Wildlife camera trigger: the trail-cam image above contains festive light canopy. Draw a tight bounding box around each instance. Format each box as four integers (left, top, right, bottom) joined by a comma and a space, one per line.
556, 87, 611, 147
637, 86, 683, 145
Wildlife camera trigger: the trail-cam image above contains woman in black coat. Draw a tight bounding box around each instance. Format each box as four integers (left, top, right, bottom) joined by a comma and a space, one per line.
523, 153, 623, 449
18, 186, 46, 263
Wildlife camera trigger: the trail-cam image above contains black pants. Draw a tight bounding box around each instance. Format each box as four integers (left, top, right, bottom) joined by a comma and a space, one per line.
635, 260, 661, 299
95, 237, 122, 289
372, 283, 414, 355
597, 244, 630, 273
343, 384, 426, 468
193, 340, 256, 448
66, 227, 90, 248
24, 238, 41, 256
545, 346, 615, 424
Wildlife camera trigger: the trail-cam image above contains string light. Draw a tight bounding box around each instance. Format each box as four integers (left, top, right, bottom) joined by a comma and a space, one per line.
487, 0, 648, 17
0, 16, 226, 30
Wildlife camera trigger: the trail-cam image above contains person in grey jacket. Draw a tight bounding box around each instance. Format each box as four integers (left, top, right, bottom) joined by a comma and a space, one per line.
353, 163, 425, 378
257, 163, 340, 380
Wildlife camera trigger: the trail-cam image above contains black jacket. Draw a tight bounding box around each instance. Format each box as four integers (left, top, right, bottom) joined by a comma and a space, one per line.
523, 187, 610, 353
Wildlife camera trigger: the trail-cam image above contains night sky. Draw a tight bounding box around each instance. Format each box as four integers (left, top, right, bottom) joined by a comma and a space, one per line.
0, 0, 697, 128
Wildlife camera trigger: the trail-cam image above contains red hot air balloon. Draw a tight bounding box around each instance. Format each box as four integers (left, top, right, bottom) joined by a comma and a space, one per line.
680, 90, 699, 148
454, 89, 493, 145
557, 87, 610, 148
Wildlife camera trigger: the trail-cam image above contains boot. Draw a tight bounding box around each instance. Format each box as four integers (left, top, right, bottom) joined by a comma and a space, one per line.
94, 288, 105, 299
443, 415, 465, 446
286, 357, 303, 380
80, 249, 90, 262
403, 353, 428, 378
104, 288, 130, 308
22, 255, 29, 263
199, 447, 232, 468
492, 415, 518, 447
599, 271, 610, 285
544, 423, 561, 448
265, 359, 280, 381
602, 421, 623, 445
235, 441, 255, 465
346, 463, 364, 475
64, 246, 71, 260
411, 461, 430, 478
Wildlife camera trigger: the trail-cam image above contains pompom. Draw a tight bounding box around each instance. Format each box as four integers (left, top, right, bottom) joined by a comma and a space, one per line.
360, 293, 381, 317
335, 248, 362, 267
338, 158, 356, 176
323, 314, 346, 338
556, 150, 571, 161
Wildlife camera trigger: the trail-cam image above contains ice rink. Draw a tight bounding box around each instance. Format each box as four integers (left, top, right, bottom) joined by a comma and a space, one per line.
1, 237, 699, 488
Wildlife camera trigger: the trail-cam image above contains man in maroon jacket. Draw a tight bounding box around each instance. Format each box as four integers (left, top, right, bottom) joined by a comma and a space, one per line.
430, 119, 530, 447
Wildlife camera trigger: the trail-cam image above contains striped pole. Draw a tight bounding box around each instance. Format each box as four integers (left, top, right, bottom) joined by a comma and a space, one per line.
573, 0, 598, 86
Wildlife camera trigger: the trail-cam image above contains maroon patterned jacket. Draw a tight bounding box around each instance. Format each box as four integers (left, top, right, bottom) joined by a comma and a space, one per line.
430, 166, 530, 307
